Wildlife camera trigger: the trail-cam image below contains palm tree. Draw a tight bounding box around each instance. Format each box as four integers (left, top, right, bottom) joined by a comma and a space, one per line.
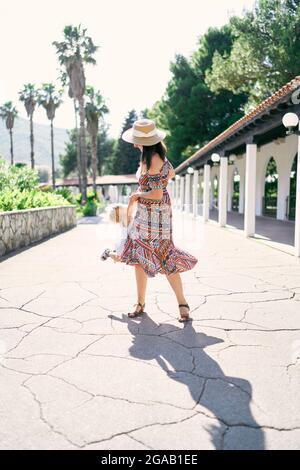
37, 83, 63, 188
19, 84, 38, 169
73, 99, 82, 193
0, 101, 18, 165
60, 70, 82, 193
53, 24, 98, 202
85, 86, 108, 193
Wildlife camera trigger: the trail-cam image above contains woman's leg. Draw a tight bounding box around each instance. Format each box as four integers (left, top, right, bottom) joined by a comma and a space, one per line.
166, 272, 187, 304
127, 265, 148, 317
166, 272, 190, 320
135, 264, 148, 306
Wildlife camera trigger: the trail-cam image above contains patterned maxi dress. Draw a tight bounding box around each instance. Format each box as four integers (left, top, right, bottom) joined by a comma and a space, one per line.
119, 156, 198, 278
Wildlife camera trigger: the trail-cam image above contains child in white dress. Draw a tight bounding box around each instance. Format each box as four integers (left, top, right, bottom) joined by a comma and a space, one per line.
100, 164, 140, 262
100, 201, 135, 262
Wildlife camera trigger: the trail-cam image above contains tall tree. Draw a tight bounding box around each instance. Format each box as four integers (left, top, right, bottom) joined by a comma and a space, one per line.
37, 83, 63, 188
85, 86, 108, 192
148, 26, 247, 166
0, 101, 18, 165
97, 124, 115, 176
59, 129, 78, 177
53, 24, 98, 202
59, 122, 114, 178
73, 99, 82, 192
111, 110, 140, 175
60, 70, 82, 192
19, 84, 38, 169
206, 0, 300, 109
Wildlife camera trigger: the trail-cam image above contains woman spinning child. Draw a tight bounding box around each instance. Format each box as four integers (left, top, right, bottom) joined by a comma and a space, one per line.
101, 118, 198, 322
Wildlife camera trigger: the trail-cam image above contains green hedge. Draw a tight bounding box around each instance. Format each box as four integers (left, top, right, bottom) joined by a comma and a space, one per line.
0, 158, 107, 215
0, 158, 72, 212
0, 188, 71, 212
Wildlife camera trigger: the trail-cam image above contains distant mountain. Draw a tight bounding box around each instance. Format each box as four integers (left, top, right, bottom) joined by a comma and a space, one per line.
0, 117, 69, 169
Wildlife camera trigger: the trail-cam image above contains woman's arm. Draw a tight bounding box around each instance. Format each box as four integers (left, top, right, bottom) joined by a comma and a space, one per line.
136, 188, 163, 200
167, 160, 175, 180
168, 168, 176, 180
129, 188, 163, 202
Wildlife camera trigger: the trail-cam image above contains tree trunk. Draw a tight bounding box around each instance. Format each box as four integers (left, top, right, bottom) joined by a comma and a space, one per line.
50, 119, 55, 189
91, 132, 97, 193
78, 96, 87, 203
74, 99, 82, 194
30, 114, 34, 169
98, 137, 103, 176
9, 128, 14, 165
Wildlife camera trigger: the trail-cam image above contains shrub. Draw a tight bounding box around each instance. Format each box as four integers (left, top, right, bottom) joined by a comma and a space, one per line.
75, 190, 106, 218
54, 187, 77, 204
82, 199, 98, 216
0, 158, 39, 191
0, 188, 70, 212
39, 184, 53, 192
76, 190, 100, 205
0, 159, 77, 212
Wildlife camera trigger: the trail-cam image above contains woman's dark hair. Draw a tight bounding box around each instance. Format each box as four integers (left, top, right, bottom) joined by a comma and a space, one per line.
140, 141, 167, 170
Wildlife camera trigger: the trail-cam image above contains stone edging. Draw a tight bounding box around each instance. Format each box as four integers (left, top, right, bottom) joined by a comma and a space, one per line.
0, 205, 77, 257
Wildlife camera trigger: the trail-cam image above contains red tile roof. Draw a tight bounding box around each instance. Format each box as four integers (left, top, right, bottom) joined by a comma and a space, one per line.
175, 75, 300, 173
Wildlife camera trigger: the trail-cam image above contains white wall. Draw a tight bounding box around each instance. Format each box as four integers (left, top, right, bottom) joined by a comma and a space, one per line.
255, 135, 297, 219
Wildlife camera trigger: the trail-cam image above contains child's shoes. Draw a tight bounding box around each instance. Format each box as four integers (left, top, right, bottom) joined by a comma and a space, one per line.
100, 248, 111, 261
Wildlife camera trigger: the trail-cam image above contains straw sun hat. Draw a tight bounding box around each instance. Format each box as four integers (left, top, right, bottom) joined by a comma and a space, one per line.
121, 118, 166, 146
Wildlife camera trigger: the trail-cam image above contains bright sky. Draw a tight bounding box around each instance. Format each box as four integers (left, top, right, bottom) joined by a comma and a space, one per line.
0, 0, 255, 139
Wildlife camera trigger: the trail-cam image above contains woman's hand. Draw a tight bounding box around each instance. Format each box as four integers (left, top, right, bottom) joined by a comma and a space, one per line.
128, 191, 143, 203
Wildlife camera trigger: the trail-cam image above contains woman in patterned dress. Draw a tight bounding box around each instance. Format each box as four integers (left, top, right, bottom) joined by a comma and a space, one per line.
117, 119, 198, 322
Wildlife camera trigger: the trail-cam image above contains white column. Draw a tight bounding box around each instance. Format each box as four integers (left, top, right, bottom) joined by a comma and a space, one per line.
175, 177, 180, 209
295, 127, 300, 256
193, 170, 199, 217
239, 169, 245, 214
227, 168, 233, 211
171, 179, 175, 203
244, 143, 257, 237
185, 174, 191, 213
203, 164, 210, 222
219, 156, 228, 227
277, 164, 290, 220
180, 176, 185, 211
209, 174, 214, 209
168, 179, 173, 203
199, 173, 204, 217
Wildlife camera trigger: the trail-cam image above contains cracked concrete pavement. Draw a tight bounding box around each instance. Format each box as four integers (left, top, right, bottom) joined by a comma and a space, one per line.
1, 209, 300, 450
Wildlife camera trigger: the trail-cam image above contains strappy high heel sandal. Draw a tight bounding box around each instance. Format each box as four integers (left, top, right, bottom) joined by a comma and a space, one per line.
178, 303, 192, 323
128, 302, 145, 318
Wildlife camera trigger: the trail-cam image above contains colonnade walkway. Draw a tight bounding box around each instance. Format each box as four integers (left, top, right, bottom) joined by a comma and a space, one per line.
207, 209, 296, 254
0, 208, 300, 449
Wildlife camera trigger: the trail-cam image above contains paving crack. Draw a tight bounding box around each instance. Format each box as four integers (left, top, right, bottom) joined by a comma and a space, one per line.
20, 290, 47, 310
21, 378, 80, 448
127, 434, 154, 450
80, 412, 199, 448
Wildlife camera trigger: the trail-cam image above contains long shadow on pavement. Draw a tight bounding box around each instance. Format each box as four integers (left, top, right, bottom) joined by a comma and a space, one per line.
109, 313, 265, 450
